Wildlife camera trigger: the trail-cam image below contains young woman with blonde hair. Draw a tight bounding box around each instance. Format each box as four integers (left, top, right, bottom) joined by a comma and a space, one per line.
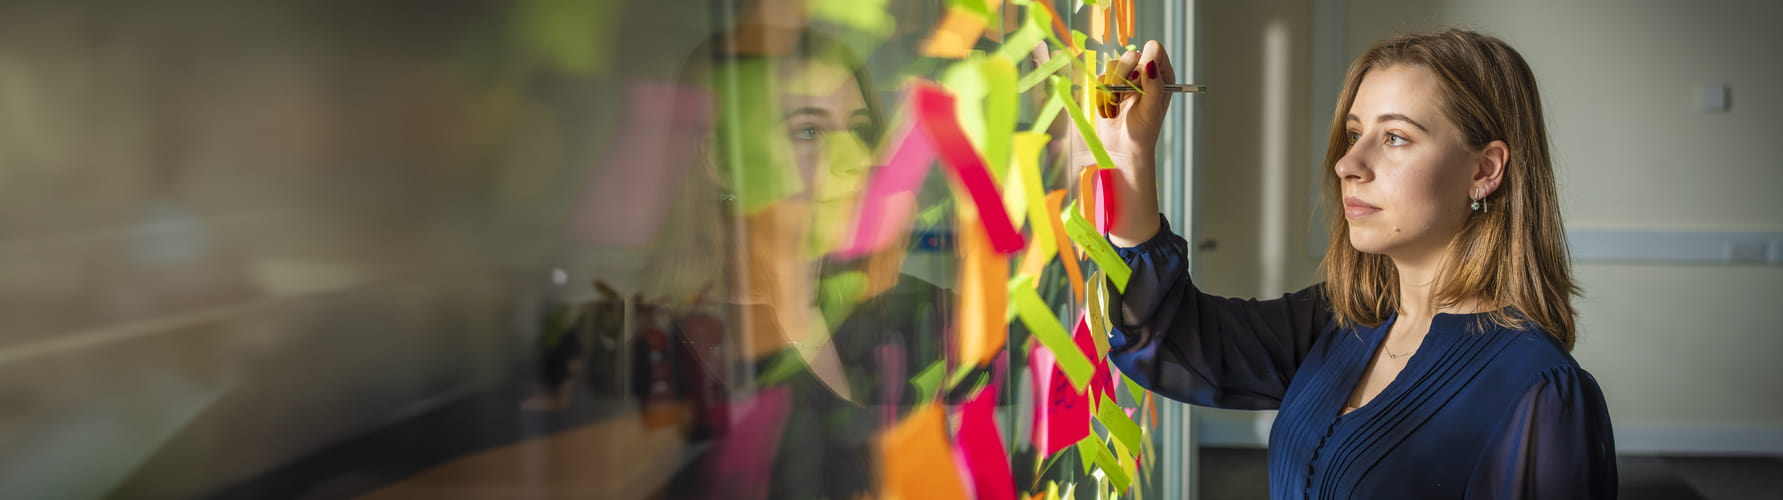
1096, 30, 1616, 498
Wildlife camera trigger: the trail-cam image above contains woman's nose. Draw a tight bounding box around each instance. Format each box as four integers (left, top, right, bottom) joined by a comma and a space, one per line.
1333, 146, 1371, 182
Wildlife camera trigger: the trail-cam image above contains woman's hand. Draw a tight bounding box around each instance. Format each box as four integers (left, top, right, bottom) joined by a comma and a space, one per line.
1098, 41, 1175, 246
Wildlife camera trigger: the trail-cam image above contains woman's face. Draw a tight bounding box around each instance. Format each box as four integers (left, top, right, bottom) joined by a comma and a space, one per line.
777, 59, 874, 257
1334, 64, 1481, 262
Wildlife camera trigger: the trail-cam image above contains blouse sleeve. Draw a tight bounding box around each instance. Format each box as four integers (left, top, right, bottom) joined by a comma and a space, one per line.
1102, 215, 1333, 410
1466, 365, 1619, 499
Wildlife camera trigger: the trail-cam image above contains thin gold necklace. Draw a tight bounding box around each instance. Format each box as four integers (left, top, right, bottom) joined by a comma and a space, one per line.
1385, 342, 1416, 359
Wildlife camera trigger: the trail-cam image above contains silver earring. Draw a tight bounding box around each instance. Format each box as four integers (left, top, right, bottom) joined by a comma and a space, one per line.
1470, 188, 1483, 212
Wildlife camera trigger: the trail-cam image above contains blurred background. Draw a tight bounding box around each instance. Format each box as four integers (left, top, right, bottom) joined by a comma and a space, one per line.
1, 0, 1778, 499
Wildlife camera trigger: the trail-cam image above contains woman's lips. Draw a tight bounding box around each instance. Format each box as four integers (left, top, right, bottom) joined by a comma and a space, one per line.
1343, 196, 1382, 218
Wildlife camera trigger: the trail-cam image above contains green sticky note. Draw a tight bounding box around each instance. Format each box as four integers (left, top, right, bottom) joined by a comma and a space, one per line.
1109, 429, 1139, 493
1028, 91, 1064, 133
995, 19, 1046, 63
819, 271, 868, 327
1077, 437, 1130, 491
941, 58, 990, 177
1062, 200, 1132, 292
512, 0, 622, 75
811, 0, 895, 37
1017, 50, 1074, 93
948, 0, 996, 24
1096, 394, 1143, 453
1084, 270, 1112, 357
713, 60, 800, 214
1011, 278, 1095, 389
1051, 76, 1118, 172
1028, 2, 1067, 50
982, 54, 1019, 183
1123, 374, 1147, 407
911, 360, 946, 399
1000, 141, 1030, 233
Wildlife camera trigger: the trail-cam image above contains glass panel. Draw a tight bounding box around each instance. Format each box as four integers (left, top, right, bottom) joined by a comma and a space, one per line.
0, 0, 1192, 498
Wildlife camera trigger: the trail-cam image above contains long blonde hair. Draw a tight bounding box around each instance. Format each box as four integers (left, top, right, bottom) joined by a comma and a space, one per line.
1319, 29, 1581, 349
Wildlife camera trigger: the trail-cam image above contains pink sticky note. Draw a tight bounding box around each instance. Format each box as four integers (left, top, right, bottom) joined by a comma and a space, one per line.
570, 80, 715, 247
911, 81, 1027, 255
700, 386, 792, 500
840, 108, 935, 258
1031, 341, 1090, 459
956, 383, 1016, 500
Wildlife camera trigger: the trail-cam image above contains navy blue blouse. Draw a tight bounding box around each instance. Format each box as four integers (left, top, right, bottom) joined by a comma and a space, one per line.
1105, 217, 1617, 499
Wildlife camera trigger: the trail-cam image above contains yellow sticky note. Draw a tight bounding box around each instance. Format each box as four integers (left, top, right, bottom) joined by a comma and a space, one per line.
1013, 132, 1056, 273
879, 405, 972, 500
1062, 200, 1131, 293
957, 209, 1010, 366
923, 6, 988, 59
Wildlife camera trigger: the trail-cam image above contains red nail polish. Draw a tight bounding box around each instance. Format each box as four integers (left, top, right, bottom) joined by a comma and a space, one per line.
1126, 70, 1139, 81
1146, 61, 1158, 79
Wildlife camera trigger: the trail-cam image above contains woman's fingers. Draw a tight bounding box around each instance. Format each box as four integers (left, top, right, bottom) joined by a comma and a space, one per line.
1135, 40, 1176, 119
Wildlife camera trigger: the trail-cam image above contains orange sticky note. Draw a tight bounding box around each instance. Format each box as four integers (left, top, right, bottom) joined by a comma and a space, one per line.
923, 7, 987, 58
1089, 3, 1108, 44
956, 209, 1010, 366
879, 405, 972, 500
1045, 190, 1085, 300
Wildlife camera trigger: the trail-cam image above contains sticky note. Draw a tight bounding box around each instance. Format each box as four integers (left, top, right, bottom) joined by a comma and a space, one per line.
1062, 200, 1131, 293
956, 383, 1017, 500
810, 0, 895, 38
1051, 76, 1118, 172
512, 0, 621, 75
912, 360, 946, 400
701, 386, 792, 500
1044, 190, 1085, 300
1074, 313, 1117, 405
841, 107, 934, 258
957, 209, 1010, 366
1018, 51, 1073, 94
712, 60, 801, 214
912, 81, 1026, 254
569, 80, 713, 247
1011, 133, 1055, 277
923, 6, 988, 59
1088, 2, 1108, 43
879, 405, 972, 500
1010, 278, 1093, 388
1083, 270, 1112, 356
1094, 168, 1119, 235
809, 134, 876, 258
1076, 438, 1131, 493
1029, 340, 1090, 458
995, 18, 1045, 63
982, 55, 1019, 183
1096, 394, 1143, 454
1031, 0, 1075, 52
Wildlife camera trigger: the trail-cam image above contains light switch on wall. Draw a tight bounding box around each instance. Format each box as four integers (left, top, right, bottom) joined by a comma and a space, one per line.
1701, 83, 1731, 113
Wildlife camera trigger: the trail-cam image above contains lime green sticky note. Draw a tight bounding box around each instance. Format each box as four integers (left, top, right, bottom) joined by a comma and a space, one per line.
1028, 90, 1063, 133
941, 58, 990, 177
1109, 427, 1140, 493
811, 0, 895, 37
995, 18, 1046, 63
819, 271, 868, 327
512, 0, 623, 75
1077, 437, 1129, 491
1062, 200, 1131, 292
948, 0, 996, 24
1051, 75, 1118, 172
1122, 373, 1148, 406
982, 54, 1019, 183
1027, 2, 1067, 51
1017, 50, 1074, 93
713, 60, 800, 214
1000, 141, 1030, 233
911, 360, 946, 399
1096, 394, 1143, 453
1011, 277, 1094, 389
1084, 270, 1112, 357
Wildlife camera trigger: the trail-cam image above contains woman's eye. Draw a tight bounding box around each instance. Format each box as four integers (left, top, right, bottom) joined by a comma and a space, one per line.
1385, 133, 1409, 146
1345, 131, 1360, 145
792, 126, 822, 141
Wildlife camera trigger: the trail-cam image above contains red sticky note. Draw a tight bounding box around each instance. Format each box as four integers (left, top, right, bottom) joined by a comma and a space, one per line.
956, 383, 1016, 500
1030, 341, 1090, 459
1094, 168, 1118, 236
700, 386, 792, 500
1074, 315, 1117, 408
841, 109, 935, 258
911, 81, 1026, 255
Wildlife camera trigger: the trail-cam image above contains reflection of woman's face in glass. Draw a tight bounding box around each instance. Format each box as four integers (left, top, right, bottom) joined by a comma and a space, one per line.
777, 59, 874, 257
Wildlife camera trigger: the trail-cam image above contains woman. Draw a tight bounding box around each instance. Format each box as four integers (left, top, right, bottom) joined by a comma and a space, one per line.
1093, 30, 1617, 498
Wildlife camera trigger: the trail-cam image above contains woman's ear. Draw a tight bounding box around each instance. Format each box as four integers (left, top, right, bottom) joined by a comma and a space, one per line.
1476, 140, 1509, 196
